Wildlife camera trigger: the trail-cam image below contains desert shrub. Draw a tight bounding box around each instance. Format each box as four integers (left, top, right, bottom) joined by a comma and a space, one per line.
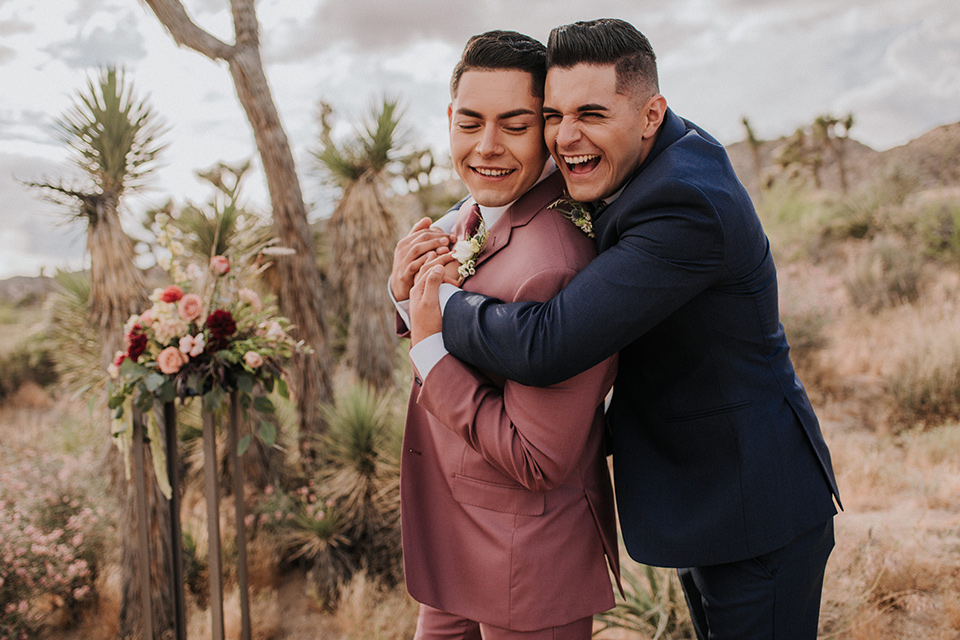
0, 340, 59, 400
332, 570, 418, 640
886, 345, 960, 430
45, 270, 101, 394
778, 262, 845, 368
252, 382, 403, 608
595, 563, 694, 639
0, 452, 108, 638
843, 235, 923, 313
914, 201, 960, 261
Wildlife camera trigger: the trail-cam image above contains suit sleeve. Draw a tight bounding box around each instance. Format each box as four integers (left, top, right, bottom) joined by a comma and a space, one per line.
417, 267, 617, 492
442, 180, 724, 386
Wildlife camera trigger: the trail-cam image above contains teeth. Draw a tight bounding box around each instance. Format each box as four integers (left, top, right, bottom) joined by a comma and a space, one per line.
564, 155, 599, 165
475, 167, 512, 177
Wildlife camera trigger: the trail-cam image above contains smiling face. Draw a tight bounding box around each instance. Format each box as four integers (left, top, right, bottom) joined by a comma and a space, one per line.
543, 63, 665, 202
449, 69, 549, 207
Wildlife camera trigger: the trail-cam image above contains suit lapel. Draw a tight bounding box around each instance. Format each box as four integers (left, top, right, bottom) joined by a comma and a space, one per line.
474, 170, 565, 269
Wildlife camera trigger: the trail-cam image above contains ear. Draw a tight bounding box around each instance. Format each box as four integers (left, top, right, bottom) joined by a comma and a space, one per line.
641, 94, 667, 139
447, 103, 453, 126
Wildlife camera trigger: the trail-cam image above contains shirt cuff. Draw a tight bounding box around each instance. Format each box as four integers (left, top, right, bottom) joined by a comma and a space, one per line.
439, 283, 462, 316
387, 277, 412, 328
409, 332, 447, 379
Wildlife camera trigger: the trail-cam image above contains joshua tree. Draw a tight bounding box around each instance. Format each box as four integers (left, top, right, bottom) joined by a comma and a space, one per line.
313, 99, 402, 389
813, 113, 855, 193
141, 0, 334, 454
741, 116, 765, 194
30, 67, 174, 639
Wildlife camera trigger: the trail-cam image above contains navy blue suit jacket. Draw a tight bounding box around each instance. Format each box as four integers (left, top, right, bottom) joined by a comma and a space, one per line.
442, 108, 840, 568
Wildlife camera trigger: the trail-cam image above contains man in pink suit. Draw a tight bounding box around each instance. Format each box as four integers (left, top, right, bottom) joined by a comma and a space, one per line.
389, 31, 619, 640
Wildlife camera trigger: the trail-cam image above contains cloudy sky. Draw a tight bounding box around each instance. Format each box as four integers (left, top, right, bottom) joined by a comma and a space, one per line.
1, 0, 958, 280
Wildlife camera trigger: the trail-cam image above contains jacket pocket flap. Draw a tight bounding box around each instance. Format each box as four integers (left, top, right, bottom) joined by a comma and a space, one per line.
452, 474, 545, 516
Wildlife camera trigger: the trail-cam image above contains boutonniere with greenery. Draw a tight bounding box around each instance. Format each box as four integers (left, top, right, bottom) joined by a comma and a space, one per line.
451, 219, 488, 280
548, 192, 595, 238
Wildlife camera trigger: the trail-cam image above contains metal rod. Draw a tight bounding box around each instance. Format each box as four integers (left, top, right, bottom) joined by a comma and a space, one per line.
132, 407, 155, 639
202, 410, 225, 640
227, 393, 252, 640
163, 402, 187, 640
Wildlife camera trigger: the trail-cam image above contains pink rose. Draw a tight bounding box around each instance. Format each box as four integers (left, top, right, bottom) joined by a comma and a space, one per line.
139, 308, 156, 326
157, 346, 187, 374
210, 255, 231, 276
178, 293, 204, 321
243, 351, 264, 369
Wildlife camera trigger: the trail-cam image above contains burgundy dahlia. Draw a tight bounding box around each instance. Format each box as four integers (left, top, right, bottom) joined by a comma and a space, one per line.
205, 309, 237, 351
126, 327, 148, 361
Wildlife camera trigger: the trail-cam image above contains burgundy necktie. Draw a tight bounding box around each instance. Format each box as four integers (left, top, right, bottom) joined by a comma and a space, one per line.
464, 203, 483, 238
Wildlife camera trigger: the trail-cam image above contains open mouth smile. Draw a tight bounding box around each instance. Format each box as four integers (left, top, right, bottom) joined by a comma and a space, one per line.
562, 154, 601, 174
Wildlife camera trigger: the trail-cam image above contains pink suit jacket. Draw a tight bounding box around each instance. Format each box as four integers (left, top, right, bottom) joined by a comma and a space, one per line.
400, 170, 620, 631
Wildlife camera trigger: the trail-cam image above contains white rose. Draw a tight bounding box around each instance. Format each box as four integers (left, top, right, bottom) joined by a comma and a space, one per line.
452, 239, 474, 263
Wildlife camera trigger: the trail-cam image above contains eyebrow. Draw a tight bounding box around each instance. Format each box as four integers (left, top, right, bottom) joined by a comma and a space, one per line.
455, 107, 538, 120
543, 103, 610, 115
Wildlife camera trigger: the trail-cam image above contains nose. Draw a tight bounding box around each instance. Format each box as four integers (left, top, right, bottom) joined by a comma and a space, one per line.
476, 126, 503, 157
554, 116, 581, 149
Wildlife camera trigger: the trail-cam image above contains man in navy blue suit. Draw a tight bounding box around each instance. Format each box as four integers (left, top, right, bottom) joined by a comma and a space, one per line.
409, 17, 841, 640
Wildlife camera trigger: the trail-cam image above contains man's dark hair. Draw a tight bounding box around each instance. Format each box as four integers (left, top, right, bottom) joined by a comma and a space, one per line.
450, 30, 546, 99
546, 18, 659, 97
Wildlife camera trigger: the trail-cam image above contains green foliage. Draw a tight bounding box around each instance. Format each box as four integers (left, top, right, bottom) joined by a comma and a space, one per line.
143, 160, 273, 262
45, 270, 102, 395
594, 564, 694, 639
912, 201, 960, 261
52, 66, 167, 197
314, 98, 405, 185
252, 382, 403, 608
0, 340, 58, 400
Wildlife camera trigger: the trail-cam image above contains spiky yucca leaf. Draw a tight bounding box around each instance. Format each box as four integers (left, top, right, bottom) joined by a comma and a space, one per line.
53, 67, 167, 196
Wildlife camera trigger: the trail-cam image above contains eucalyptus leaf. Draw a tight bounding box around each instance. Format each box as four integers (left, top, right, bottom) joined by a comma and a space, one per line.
259, 421, 276, 448
158, 381, 177, 404
238, 434, 251, 456
203, 386, 226, 412
253, 396, 275, 414
144, 372, 165, 392
237, 374, 254, 393
119, 358, 150, 377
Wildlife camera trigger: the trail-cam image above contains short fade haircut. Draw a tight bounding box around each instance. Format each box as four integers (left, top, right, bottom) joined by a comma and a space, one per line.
546, 18, 659, 98
450, 30, 547, 99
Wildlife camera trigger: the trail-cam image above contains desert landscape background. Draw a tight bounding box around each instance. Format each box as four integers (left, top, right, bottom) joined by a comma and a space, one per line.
3, 116, 960, 639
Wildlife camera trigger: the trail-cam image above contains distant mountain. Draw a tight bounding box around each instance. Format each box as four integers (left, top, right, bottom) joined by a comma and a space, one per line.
0, 275, 53, 304
727, 120, 960, 198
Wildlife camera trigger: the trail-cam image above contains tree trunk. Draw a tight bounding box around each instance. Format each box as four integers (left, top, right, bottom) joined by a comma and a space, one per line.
141, 0, 335, 458
85, 193, 147, 368
115, 437, 175, 640
227, 45, 334, 456
328, 173, 397, 388
86, 196, 175, 639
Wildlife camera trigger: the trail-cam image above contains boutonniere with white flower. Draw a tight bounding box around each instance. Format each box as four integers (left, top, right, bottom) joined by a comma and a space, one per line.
452, 220, 488, 280
548, 192, 595, 238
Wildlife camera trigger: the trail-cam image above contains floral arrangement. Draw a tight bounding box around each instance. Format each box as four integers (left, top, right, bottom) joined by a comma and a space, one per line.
107, 215, 305, 448
452, 220, 488, 280
548, 192, 595, 238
